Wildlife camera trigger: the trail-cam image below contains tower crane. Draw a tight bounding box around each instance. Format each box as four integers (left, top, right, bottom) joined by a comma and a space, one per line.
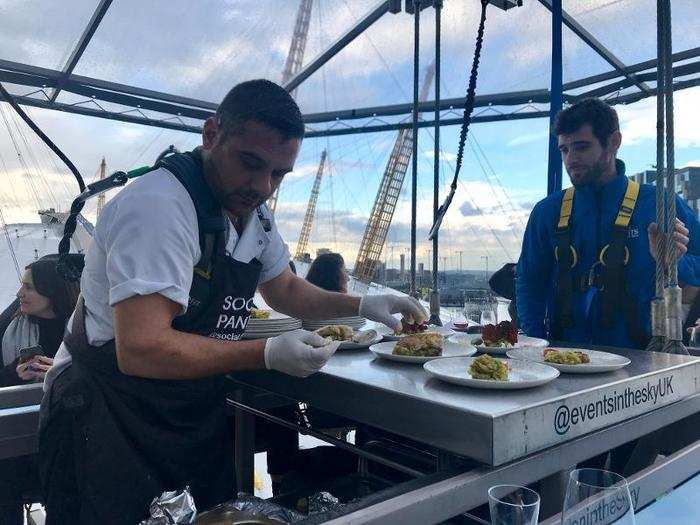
293, 149, 326, 260
268, 0, 314, 214
353, 61, 435, 283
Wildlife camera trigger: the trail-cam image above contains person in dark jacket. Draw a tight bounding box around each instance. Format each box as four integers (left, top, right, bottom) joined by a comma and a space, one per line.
516, 98, 700, 348
0, 254, 79, 387
0, 254, 79, 525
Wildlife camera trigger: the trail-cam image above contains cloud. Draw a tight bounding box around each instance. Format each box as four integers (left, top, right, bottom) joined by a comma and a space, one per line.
460, 200, 480, 216
617, 90, 700, 148
424, 150, 457, 162
507, 131, 549, 148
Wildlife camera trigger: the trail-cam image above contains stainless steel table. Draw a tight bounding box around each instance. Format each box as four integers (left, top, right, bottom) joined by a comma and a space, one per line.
228, 347, 700, 523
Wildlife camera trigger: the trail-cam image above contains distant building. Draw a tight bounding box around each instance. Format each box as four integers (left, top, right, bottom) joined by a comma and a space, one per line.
631, 166, 700, 216
399, 253, 406, 281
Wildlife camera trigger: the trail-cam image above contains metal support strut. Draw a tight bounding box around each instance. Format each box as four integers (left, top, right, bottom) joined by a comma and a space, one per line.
429, 1, 443, 325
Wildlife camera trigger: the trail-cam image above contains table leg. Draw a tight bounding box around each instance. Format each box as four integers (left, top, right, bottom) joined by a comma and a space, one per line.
233, 392, 256, 495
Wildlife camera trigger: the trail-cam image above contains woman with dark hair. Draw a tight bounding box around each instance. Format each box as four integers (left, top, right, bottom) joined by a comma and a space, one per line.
0, 254, 79, 525
305, 252, 348, 293
0, 254, 79, 388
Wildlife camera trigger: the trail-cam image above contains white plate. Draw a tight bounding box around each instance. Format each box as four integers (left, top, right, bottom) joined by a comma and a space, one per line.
473, 335, 550, 355
507, 347, 631, 374
424, 356, 560, 389
369, 340, 476, 364
375, 325, 456, 341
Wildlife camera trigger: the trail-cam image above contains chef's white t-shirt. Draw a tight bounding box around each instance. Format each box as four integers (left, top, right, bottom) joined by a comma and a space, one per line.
45, 167, 290, 391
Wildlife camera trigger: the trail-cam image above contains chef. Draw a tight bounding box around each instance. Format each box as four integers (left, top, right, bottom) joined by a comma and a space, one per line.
39, 79, 426, 524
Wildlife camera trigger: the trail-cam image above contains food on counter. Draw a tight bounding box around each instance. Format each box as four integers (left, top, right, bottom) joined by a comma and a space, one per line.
392, 332, 443, 357
543, 348, 590, 365
250, 308, 270, 320
480, 321, 518, 347
399, 320, 428, 334
315, 325, 354, 341
468, 354, 509, 381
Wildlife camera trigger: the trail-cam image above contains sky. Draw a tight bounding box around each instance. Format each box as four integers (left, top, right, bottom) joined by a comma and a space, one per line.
0, 0, 698, 273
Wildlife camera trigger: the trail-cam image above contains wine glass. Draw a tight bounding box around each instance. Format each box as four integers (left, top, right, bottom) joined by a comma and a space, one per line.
480, 302, 497, 326
562, 469, 635, 525
488, 484, 540, 525
689, 326, 700, 348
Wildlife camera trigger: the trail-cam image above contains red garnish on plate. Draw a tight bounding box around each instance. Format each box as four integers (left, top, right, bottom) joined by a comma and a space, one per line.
482, 321, 518, 345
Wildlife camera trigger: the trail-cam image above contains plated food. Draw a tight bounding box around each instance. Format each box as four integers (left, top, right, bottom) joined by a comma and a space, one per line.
370, 339, 476, 364
468, 354, 509, 381
478, 321, 518, 348
424, 356, 559, 389
250, 308, 270, 320
315, 324, 354, 341
507, 347, 631, 373
399, 320, 428, 334
393, 332, 443, 357
375, 324, 455, 341
543, 348, 590, 365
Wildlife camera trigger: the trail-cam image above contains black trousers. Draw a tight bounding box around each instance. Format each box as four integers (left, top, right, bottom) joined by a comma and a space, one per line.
38, 368, 81, 525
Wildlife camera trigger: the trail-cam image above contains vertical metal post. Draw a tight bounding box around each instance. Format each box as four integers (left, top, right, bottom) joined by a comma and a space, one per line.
546, 0, 564, 195
409, 1, 420, 297
429, 0, 442, 325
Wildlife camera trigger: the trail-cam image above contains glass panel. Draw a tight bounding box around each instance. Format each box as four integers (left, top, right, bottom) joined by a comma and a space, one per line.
0, 0, 97, 69
563, 0, 699, 65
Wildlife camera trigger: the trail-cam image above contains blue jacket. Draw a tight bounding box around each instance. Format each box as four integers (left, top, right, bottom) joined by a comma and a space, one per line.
516, 160, 700, 348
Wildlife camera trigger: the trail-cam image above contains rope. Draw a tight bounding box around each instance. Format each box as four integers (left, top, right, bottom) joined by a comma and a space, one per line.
428, 0, 489, 240
0, 83, 84, 192
654, 0, 666, 298
452, 0, 489, 188
662, 0, 677, 286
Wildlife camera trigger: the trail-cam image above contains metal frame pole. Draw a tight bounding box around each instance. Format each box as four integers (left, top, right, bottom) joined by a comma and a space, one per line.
429, 1, 442, 325
409, 2, 420, 297
546, 0, 564, 195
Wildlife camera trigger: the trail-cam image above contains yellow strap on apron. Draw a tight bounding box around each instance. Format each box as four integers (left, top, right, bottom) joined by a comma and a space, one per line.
557, 186, 575, 230
614, 180, 640, 228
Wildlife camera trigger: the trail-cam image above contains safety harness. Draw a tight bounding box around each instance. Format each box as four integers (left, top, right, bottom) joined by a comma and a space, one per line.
156, 150, 271, 323
553, 180, 648, 347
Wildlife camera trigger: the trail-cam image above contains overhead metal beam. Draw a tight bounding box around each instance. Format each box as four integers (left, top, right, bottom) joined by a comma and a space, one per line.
9, 74, 699, 140
2, 46, 697, 129
283, 0, 397, 93
537, 0, 652, 95
3, 51, 697, 138
49, 0, 114, 103
0, 58, 218, 112
10, 94, 202, 134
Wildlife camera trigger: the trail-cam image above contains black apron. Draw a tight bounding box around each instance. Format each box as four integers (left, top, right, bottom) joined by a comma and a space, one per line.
41, 255, 262, 524
39, 149, 267, 524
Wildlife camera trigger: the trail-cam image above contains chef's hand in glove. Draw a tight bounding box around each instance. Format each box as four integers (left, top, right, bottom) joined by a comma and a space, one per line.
359, 295, 427, 332
264, 329, 340, 378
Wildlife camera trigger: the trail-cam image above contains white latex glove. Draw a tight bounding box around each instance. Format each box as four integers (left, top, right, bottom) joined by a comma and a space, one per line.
359, 294, 427, 332
264, 329, 341, 378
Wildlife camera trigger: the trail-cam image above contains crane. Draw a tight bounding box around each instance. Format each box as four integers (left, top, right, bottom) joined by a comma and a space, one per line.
353, 61, 435, 283
293, 149, 326, 260
268, 0, 314, 214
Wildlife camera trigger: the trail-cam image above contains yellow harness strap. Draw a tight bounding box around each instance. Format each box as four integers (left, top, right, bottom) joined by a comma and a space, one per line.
615, 180, 640, 228
557, 186, 575, 230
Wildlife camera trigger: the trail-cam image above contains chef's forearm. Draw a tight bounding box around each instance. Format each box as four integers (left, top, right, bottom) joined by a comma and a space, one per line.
260, 270, 361, 319
116, 328, 267, 379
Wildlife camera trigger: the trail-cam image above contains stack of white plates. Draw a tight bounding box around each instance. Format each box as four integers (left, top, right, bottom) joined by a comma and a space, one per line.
302, 316, 367, 331
243, 310, 302, 339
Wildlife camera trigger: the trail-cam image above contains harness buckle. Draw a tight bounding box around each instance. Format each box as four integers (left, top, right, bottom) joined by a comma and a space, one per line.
598, 244, 630, 267
554, 244, 578, 269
